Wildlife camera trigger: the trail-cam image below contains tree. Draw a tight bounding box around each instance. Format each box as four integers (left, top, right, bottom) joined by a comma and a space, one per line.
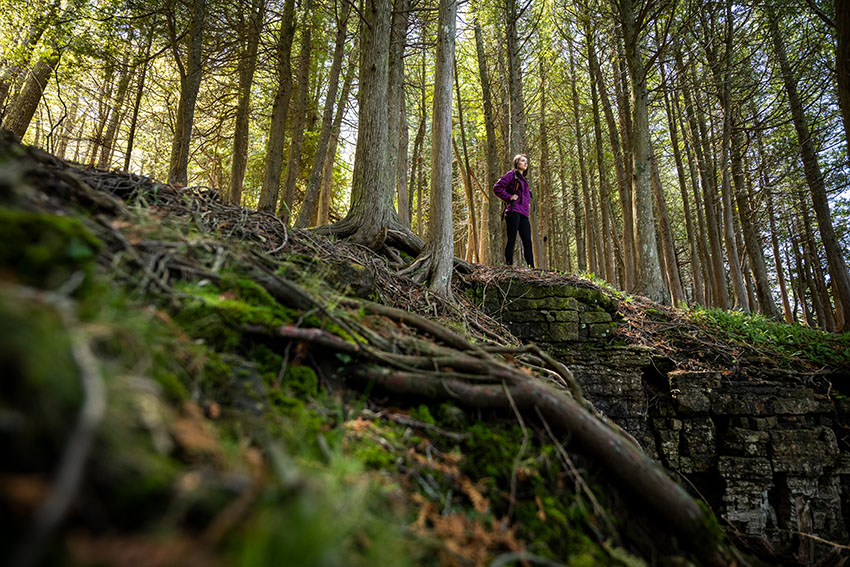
258, 0, 296, 213
474, 18, 502, 265
166, 0, 207, 186
766, 1, 850, 329
424, 0, 457, 298
296, 0, 351, 228
227, 0, 265, 206
613, 0, 666, 303
278, 0, 315, 223
316, 0, 421, 254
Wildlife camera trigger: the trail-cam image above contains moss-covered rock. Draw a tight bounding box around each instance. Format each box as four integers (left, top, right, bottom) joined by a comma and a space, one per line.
0, 207, 101, 293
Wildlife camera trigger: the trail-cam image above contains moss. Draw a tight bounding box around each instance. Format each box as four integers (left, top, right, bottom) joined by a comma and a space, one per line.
0, 207, 101, 293
283, 364, 319, 398
0, 295, 83, 472
410, 404, 436, 425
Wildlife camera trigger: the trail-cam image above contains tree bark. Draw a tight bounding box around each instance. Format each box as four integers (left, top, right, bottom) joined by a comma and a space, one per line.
594, 37, 632, 290
701, 2, 747, 310
616, 0, 666, 303
3, 50, 61, 139
661, 59, 703, 305
166, 0, 206, 186
0, 1, 59, 118
279, 0, 315, 222
677, 51, 728, 309
767, 1, 850, 330
587, 29, 614, 283
316, 0, 423, 255
98, 57, 134, 170
535, 50, 550, 270
387, 0, 410, 223
258, 0, 296, 212
836, 0, 850, 161
317, 45, 357, 226
731, 123, 779, 319
474, 20, 502, 265
569, 40, 592, 273
124, 30, 153, 172
505, 0, 525, 156
55, 96, 78, 160
651, 151, 684, 306
227, 0, 265, 205
425, 0, 457, 298
454, 58, 478, 263
297, 0, 350, 228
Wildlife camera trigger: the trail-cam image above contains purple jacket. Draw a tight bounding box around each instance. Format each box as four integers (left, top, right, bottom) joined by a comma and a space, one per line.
493, 169, 531, 217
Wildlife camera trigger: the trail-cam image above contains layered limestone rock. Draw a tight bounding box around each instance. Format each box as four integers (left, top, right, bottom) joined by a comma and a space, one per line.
468, 278, 850, 559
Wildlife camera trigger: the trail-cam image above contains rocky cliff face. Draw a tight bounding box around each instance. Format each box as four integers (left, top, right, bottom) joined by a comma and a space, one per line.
468, 277, 850, 561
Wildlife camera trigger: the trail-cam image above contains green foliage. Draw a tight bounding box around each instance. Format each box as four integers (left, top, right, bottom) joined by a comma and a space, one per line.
689, 307, 850, 368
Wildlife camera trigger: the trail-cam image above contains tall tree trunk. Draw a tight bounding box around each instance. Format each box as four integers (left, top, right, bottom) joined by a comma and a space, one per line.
98, 58, 134, 170
798, 188, 837, 331
594, 35, 632, 290
406, 103, 426, 232
836, 0, 850, 161
702, 2, 747, 310
167, 0, 206, 186
55, 96, 78, 160
454, 60, 479, 263
297, 0, 350, 227
536, 50, 550, 270
615, 36, 636, 287
318, 0, 415, 251
587, 29, 614, 282
505, 0, 524, 155
661, 59, 703, 305
317, 46, 357, 226
426, 0, 457, 298
557, 139, 574, 273
258, 0, 296, 212
387, 0, 410, 222
3, 50, 61, 139
791, 231, 814, 326
279, 0, 315, 222
756, 116, 794, 321
616, 0, 666, 302
88, 61, 117, 166
677, 51, 728, 309
569, 41, 591, 273
767, 1, 850, 329
651, 152, 684, 306
571, 149, 586, 272
474, 20, 502, 265
397, 94, 410, 227
731, 123, 779, 319
124, 30, 153, 171
0, 0, 59, 118
228, 0, 265, 205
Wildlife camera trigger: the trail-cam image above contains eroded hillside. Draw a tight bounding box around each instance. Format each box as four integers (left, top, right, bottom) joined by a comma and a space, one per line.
2, 135, 848, 567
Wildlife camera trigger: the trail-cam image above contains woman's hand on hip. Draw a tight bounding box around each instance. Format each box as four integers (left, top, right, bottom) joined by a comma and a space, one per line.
510, 194, 518, 201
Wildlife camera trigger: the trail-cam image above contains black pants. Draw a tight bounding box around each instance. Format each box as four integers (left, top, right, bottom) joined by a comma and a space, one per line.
505, 211, 534, 267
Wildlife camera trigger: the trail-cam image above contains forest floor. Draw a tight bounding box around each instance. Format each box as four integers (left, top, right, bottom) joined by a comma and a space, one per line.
1, 133, 848, 567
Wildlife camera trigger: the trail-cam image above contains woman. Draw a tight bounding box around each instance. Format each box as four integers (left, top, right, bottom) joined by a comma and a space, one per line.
493, 154, 534, 267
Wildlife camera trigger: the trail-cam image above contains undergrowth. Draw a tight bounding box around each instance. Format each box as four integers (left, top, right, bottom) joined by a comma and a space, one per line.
689, 307, 850, 369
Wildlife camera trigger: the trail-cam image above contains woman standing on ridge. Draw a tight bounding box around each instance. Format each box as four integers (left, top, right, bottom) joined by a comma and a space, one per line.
493, 154, 534, 267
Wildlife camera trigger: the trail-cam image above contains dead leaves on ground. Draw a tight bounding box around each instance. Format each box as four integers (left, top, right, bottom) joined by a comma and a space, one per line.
344, 410, 526, 567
